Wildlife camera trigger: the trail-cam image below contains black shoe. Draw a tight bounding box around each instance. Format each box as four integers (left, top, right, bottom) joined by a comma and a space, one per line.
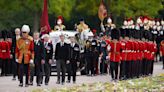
29, 82, 33, 86
37, 84, 41, 86
73, 81, 76, 84
61, 82, 65, 85
25, 84, 29, 87
45, 83, 48, 85
56, 81, 60, 84
19, 83, 23, 87
66, 80, 70, 83
12, 78, 16, 81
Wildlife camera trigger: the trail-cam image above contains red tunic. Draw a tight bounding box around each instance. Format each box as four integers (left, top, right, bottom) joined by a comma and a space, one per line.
134, 41, 139, 61
143, 42, 148, 59
120, 40, 127, 61
138, 41, 143, 61
160, 40, 164, 56
1, 41, 10, 59
0, 42, 2, 59
6, 41, 12, 59
126, 41, 132, 61
140, 41, 145, 60
109, 41, 122, 62
149, 42, 157, 60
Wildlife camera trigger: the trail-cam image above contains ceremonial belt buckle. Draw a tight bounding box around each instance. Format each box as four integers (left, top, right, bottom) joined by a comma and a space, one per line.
144, 50, 148, 52
2, 50, 6, 52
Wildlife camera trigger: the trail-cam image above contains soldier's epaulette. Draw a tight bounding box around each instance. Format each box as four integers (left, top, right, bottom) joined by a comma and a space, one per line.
27, 36, 33, 41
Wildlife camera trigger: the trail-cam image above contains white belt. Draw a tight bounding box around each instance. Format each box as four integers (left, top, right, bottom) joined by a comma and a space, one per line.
122, 50, 131, 52
1, 50, 6, 53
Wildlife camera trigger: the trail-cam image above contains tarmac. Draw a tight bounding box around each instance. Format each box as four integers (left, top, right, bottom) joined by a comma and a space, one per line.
0, 62, 163, 92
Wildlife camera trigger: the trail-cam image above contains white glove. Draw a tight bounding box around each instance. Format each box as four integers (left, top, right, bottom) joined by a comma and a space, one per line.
98, 57, 102, 63
41, 59, 45, 64
49, 59, 52, 64
30, 59, 34, 64
16, 59, 19, 63
106, 56, 109, 60
66, 60, 70, 64
77, 62, 80, 66
107, 45, 111, 51
10, 55, 13, 59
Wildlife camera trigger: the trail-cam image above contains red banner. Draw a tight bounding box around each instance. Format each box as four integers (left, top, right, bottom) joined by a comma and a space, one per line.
40, 0, 51, 35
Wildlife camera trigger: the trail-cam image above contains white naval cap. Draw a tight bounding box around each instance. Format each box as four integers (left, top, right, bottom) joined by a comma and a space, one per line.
41, 34, 50, 39
21, 25, 30, 33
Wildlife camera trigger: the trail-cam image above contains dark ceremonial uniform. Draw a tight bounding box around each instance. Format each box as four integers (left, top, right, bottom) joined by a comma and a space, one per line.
43, 42, 53, 85
99, 40, 107, 74
91, 39, 99, 75
67, 43, 80, 83
84, 40, 94, 75
55, 42, 69, 84
30, 40, 45, 85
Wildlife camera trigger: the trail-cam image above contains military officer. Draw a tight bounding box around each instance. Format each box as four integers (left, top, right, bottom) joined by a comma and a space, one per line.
42, 34, 53, 85
108, 28, 121, 81
55, 34, 69, 85
29, 32, 45, 86
160, 39, 164, 69
67, 35, 80, 83
15, 25, 34, 87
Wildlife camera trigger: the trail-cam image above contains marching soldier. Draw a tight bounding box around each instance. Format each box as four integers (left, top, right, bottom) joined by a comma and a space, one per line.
29, 32, 45, 86
12, 28, 21, 80
67, 35, 80, 83
119, 28, 126, 80
124, 29, 132, 79
91, 36, 99, 75
0, 30, 10, 76
160, 39, 164, 69
15, 25, 34, 87
148, 33, 157, 74
108, 28, 121, 81
42, 34, 53, 85
84, 40, 94, 76
55, 34, 69, 85
6, 31, 12, 75
99, 34, 108, 74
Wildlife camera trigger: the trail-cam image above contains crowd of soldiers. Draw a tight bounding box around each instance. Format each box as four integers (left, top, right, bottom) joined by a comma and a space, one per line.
0, 16, 164, 87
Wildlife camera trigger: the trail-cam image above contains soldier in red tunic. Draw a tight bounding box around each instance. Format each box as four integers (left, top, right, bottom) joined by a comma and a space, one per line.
0, 30, 10, 76
0, 32, 2, 74
6, 31, 13, 74
119, 28, 126, 80
108, 28, 121, 81
123, 29, 132, 79
160, 40, 164, 69
148, 33, 157, 75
